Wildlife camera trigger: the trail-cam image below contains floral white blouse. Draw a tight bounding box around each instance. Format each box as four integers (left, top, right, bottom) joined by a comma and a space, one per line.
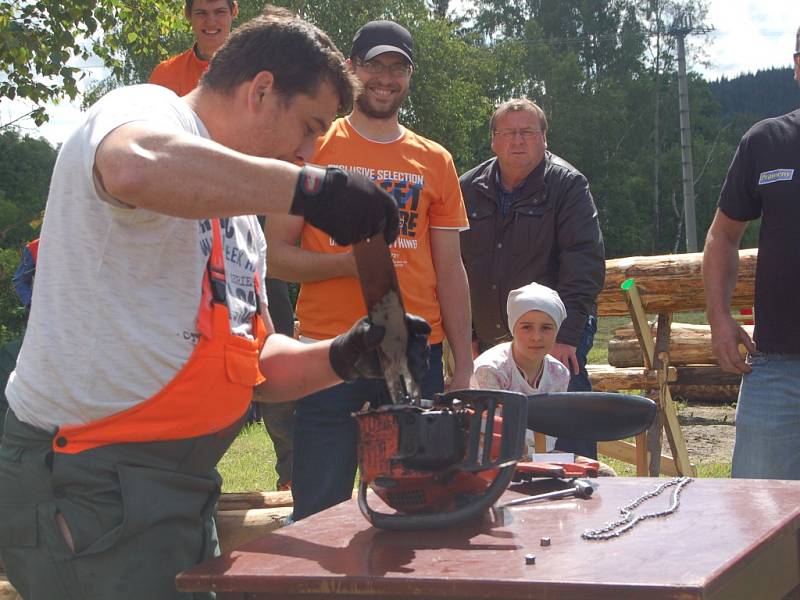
471, 342, 571, 453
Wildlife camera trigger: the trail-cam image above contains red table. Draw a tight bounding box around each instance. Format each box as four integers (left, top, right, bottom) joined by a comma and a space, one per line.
178, 478, 800, 599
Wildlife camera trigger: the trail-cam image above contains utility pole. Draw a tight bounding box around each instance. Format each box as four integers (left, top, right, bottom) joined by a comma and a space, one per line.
668, 13, 711, 253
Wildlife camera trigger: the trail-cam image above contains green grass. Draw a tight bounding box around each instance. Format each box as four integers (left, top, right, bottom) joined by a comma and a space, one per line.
218, 422, 279, 493
601, 455, 731, 478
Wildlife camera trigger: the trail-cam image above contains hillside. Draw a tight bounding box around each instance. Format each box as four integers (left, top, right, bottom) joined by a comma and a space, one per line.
709, 67, 800, 120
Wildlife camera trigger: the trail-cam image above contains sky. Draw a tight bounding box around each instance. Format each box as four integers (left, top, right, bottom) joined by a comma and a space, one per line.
2, 0, 799, 147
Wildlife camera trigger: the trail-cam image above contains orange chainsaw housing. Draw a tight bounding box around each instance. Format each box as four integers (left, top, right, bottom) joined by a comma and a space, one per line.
355, 390, 528, 530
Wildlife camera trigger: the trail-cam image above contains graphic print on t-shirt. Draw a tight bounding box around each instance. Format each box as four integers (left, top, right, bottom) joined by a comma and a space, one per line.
199, 217, 259, 338
328, 164, 423, 264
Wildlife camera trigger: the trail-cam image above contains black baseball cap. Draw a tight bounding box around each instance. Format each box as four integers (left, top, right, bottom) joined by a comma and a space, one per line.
351, 20, 413, 65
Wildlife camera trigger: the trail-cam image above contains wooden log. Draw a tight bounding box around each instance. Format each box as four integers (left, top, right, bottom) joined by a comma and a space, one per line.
608, 322, 753, 368
216, 507, 293, 553
671, 384, 740, 402
598, 440, 679, 477
586, 364, 676, 391
596, 249, 756, 316
674, 365, 743, 387
218, 490, 293, 511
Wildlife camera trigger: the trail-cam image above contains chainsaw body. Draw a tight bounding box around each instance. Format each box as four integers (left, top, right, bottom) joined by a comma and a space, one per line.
351, 237, 656, 531
355, 389, 527, 530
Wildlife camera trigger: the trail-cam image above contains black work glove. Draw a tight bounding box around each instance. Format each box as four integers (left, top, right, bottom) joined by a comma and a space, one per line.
291, 165, 400, 246
329, 314, 432, 384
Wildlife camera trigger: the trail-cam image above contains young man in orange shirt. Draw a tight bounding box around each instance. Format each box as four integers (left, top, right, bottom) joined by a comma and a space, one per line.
151, 2, 299, 492
268, 20, 473, 521
149, 0, 239, 96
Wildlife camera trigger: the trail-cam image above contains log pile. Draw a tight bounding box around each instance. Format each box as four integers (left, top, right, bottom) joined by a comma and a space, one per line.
603, 321, 748, 402
608, 322, 752, 368
588, 249, 758, 403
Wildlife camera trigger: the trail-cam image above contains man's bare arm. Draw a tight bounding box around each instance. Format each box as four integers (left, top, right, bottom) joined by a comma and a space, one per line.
95, 123, 299, 218
266, 213, 357, 282
431, 229, 473, 390
257, 334, 340, 402
703, 209, 755, 374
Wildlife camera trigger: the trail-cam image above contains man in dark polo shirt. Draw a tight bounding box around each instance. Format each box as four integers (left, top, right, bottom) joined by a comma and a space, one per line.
703, 26, 800, 480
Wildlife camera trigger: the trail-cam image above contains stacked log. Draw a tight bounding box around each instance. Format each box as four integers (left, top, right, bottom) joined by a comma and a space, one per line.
608, 322, 753, 368
596, 249, 756, 317
607, 322, 749, 402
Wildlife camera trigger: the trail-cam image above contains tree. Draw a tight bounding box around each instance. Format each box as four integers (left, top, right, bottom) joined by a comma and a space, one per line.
1, 0, 184, 124
0, 130, 55, 246
0, 130, 56, 341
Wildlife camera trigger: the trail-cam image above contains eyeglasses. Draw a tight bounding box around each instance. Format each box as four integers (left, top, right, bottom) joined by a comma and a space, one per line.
493, 128, 543, 140
355, 60, 412, 77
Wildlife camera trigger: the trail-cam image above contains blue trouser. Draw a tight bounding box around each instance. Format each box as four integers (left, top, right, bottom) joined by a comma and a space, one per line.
291, 344, 444, 521
731, 353, 800, 480
553, 315, 599, 459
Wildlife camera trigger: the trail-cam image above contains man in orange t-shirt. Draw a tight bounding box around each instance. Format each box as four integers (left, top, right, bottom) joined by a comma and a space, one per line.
149, 0, 238, 96
268, 20, 473, 521
150, 0, 300, 492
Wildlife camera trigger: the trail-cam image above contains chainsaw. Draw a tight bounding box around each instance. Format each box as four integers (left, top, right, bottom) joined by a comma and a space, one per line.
352, 238, 656, 531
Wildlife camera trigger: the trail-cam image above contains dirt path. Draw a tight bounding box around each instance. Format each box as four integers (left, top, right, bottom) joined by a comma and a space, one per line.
668, 403, 736, 465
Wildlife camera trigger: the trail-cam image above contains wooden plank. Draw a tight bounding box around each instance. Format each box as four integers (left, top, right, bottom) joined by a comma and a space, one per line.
622, 281, 655, 369
648, 313, 672, 477
218, 491, 293, 511
533, 431, 547, 454
217, 507, 293, 553
634, 432, 648, 476
660, 384, 696, 477
598, 440, 678, 477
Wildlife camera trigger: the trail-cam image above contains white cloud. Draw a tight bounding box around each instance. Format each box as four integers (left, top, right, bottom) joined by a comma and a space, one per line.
698, 0, 800, 79
0, 57, 108, 148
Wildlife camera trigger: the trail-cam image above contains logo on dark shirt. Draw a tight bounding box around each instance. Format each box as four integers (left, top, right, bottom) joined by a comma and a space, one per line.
758, 169, 794, 185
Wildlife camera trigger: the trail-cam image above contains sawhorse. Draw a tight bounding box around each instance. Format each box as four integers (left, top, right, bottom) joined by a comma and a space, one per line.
598, 278, 696, 476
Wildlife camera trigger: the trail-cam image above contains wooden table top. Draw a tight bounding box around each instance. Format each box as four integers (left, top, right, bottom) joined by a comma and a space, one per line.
178, 478, 800, 600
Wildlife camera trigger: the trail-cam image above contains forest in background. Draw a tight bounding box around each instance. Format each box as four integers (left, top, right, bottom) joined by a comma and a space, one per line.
1, 0, 799, 343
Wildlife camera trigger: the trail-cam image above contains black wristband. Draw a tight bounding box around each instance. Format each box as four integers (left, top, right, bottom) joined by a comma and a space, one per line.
290, 165, 330, 217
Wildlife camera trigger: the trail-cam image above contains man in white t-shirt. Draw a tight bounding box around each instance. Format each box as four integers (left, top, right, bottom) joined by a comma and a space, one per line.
0, 10, 431, 600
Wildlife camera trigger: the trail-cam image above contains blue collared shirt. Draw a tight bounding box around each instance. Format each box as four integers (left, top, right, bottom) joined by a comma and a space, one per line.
495, 168, 525, 217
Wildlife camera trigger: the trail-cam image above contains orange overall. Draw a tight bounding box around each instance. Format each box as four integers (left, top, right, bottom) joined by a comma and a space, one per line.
53, 219, 266, 454
0, 219, 266, 600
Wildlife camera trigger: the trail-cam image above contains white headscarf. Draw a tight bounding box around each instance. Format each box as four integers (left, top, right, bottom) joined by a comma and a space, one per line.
506, 282, 567, 332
